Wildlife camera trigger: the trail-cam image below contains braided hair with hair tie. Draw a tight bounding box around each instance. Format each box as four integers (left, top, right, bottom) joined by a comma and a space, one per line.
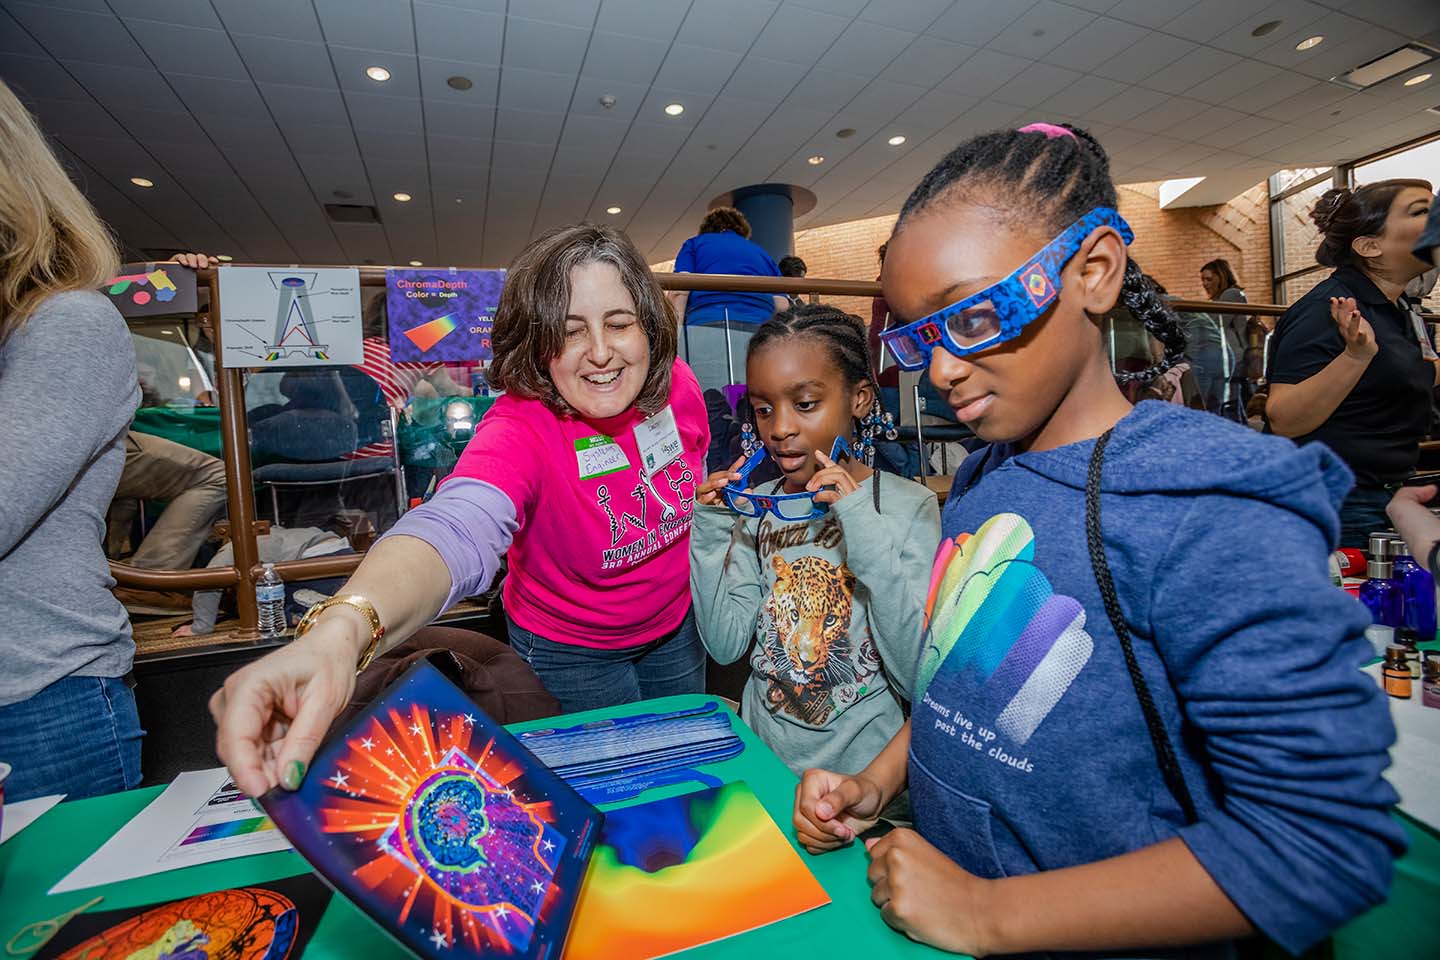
895, 122, 1188, 386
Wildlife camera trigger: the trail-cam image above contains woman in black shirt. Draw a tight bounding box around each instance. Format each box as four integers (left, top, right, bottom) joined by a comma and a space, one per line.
1267, 179, 1436, 548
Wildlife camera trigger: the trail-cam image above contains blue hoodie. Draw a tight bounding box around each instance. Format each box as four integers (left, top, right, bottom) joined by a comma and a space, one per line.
912, 401, 1403, 957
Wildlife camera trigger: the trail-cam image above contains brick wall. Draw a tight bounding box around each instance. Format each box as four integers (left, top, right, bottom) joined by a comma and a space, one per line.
655, 182, 1275, 318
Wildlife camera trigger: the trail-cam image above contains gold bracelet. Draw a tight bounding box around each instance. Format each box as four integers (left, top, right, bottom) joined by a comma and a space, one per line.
293, 594, 386, 675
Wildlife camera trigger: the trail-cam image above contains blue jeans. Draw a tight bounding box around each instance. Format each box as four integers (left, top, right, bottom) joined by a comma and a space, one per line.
1339, 486, 1395, 551
506, 611, 706, 715
0, 675, 143, 802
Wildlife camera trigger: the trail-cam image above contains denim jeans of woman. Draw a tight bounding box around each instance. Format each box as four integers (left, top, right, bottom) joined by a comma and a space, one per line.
506, 610, 706, 715
0, 675, 143, 802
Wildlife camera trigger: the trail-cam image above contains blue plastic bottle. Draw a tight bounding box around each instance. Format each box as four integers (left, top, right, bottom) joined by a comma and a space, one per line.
1391, 539, 1437, 642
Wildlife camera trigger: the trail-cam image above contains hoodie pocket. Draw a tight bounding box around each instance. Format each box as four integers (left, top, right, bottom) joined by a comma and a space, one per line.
907, 750, 1015, 880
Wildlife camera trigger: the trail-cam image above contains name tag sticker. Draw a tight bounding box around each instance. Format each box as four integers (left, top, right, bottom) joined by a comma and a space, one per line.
633, 406, 684, 476
575, 434, 629, 480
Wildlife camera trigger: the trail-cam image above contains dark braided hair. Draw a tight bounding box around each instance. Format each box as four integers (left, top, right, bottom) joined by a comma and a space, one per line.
748, 302, 885, 513
895, 123, 1186, 383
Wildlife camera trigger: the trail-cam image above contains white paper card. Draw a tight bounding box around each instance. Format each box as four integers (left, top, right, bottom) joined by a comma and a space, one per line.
219, 265, 362, 368
50, 767, 290, 894
0, 793, 64, 844
634, 405, 683, 476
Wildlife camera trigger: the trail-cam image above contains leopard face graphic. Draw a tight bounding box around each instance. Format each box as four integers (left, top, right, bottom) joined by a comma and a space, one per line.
758, 555, 874, 725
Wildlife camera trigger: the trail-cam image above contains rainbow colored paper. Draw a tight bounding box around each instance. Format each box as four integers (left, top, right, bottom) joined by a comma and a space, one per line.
562, 782, 829, 960
262, 660, 602, 959
405, 313, 459, 352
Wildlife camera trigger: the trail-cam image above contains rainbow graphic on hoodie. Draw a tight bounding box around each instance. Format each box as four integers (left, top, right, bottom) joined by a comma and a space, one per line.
917, 513, 1092, 744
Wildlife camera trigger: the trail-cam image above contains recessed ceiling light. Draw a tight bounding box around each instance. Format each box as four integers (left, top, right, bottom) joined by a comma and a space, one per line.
606, 205, 622, 214
409, 260, 423, 266
1251, 19, 1282, 37
1295, 36, 1324, 51
446, 75, 472, 90
663, 102, 685, 116
130, 176, 154, 188
887, 134, 907, 146
216, 254, 233, 262
1405, 72, 1433, 86
835, 128, 856, 139
393, 192, 412, 202
807, 155, 825, 165
366, 66, 391, 82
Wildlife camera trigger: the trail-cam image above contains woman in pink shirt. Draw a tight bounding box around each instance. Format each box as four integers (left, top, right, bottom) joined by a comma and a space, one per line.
210, 224, 709, 797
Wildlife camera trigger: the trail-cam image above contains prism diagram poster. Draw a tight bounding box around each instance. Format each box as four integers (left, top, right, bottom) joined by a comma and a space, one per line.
386, 268, 504, 363
218, 266, 362, 368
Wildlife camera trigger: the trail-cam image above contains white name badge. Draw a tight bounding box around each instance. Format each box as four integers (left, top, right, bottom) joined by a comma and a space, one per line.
575, 434, 629, 480
633, 405, 684, 477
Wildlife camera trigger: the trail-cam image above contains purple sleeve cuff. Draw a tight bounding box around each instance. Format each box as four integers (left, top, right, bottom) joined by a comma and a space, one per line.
380, 477, 518, 612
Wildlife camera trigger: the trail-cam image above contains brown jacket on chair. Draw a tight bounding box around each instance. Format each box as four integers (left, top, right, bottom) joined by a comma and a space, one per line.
335, 626, 560, 732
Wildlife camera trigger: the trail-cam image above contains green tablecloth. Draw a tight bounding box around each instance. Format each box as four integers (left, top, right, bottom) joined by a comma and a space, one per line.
130, 405, 223, 458
0, 696, 942, 958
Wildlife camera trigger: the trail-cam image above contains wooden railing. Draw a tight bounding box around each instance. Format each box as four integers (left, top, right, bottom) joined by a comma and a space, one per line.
105, 266, 1314, 638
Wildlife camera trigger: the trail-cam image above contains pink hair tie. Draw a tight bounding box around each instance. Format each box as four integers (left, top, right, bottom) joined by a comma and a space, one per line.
1018, 122, 1076, 141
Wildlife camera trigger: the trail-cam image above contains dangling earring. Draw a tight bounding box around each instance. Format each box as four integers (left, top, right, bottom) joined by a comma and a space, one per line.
740, 421, 762, 458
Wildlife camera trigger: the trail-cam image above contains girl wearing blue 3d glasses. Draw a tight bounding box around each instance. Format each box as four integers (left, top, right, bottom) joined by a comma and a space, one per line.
690, 304, 939, 778
794, 124, 1402, 957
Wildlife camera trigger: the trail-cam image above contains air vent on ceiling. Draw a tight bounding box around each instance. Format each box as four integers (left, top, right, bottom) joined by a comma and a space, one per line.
1331, 43, 1437, 90
324, 203, 381, 224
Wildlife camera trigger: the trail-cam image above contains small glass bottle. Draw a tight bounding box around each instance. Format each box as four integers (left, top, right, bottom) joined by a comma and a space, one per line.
1390, 538, 1437, 643
1383, 645, 1413, 700
1422, 652, 1440, 709
1359, 555, 1404, 629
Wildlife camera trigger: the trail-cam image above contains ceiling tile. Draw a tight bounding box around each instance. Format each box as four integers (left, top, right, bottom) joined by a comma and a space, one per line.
825, 21, 919, 76
312, 0, 414, 54
231, 35, 337, 88
721, 57, 809, 102
1040, 72, 1129, 116
518, 0, 601, 28
129, 23, 250, 81
748, 4, 852, 65
212, 0, 321, 40
275, 120, 358, 154
1183, 58, 1284, 104
1102, 0, 1192, 29
1129, 93, 1210, 132
503, 17, 588, 73
621, 120, 693, 157
936, 48, 1033, 98
996, 59, 1082, 107
257, 83, 346, 124
1046, 17, 1151, 73
928, 0, 1035, 47
1091, 30, 1195, 83
637, 88, 715, 126
1165, 0, 1274, 45
356, 127, 425, 162
655, 44, 743, 96
1085, 83, 1170, 124
581, 31, 668, 84
424, 99, 495, 137
858, 0, 952, 32
879, 36, 977, 88
593, 0, 687, 42
843, 79, 927, 122
498, 67, 577, 112
30, 99, 127, 139
414, 3, 503, 64
61, 61, 185, 113
111, 108, 212, 146
107, 0, 221, 28
0, 53, 91, 102
896, 88, 978, 132
6, 4, 150, 68
494, 107, 565, 143
786, 68, 870, 112
490, 139, 556, 171
0, 8, 44, 56
676, 0, 778, 54
988, 1, 1097, 59
418, 59, 500, 104
1141, 46, 1243, 95
343, 92, 425, 134
1232, 68, 1317, 111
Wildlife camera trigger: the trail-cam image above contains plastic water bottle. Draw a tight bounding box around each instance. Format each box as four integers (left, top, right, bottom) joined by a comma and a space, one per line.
256, 563, 286, 638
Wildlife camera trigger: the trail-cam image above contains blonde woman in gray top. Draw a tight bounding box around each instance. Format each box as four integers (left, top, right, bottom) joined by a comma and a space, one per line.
0, 79, 142, 801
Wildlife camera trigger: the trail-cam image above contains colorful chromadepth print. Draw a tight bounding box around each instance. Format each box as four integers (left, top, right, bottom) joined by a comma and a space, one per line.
262, 660, 602, 959
562, 782, 828, 960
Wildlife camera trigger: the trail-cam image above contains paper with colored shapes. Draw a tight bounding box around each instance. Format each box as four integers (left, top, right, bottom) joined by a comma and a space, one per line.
562, 781, 829, 960
218, 266, 362, 368
386, 268, 504, 362
50, 768, 291, 894
103, 262, 198, 317
35, 873, 331, 960
261, 658, 602, 960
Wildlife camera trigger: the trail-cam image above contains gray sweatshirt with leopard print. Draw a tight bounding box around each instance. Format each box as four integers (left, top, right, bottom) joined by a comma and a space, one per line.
690, 471, 939, 776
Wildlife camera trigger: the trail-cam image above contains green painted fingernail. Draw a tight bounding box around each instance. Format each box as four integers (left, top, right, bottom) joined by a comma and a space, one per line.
282, 760, 305, 791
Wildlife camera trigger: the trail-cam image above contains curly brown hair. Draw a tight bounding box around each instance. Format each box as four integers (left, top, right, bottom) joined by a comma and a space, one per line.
489, 223, 677, 418
699, 206, 751, 238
